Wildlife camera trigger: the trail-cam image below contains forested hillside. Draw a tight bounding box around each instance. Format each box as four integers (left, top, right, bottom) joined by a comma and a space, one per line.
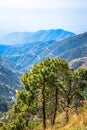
0, 0, 86, 129
0, 58, 87, 130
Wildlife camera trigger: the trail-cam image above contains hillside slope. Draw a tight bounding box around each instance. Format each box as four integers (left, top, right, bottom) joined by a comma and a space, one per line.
0, 57, 23, 112
0, 32, 87, 71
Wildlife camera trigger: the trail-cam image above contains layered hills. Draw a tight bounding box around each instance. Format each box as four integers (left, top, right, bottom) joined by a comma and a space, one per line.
0, 31, 87, 71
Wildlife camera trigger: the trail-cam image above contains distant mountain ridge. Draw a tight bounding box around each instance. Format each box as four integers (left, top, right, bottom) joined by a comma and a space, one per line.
0, 29, 75, 45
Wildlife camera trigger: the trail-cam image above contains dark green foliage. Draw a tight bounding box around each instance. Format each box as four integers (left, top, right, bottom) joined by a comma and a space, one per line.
0, 58, 87, 130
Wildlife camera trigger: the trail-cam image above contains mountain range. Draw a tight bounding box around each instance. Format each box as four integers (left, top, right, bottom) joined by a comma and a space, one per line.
0, 31, 87, 71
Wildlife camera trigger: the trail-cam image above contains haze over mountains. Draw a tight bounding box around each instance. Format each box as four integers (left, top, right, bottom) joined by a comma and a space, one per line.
0, 29, 87, 112
0, 29, 75, 45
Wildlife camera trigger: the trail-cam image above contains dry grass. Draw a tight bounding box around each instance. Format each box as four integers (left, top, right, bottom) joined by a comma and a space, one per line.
45, 104, 87, 130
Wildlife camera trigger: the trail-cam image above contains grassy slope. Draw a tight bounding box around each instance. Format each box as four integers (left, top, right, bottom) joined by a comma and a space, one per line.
32, 103, 87, 130
46, 105, 87, 130
0, 102, 87, 130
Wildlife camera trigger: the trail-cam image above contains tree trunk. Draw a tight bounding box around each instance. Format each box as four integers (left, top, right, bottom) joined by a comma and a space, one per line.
65, 79, 72, 124
65, 109, 69, 124
51, 87, 58, 126
42, 85, 46, 130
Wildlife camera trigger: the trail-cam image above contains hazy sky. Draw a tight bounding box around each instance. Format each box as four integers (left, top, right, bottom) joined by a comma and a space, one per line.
0, 0, 87, 35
